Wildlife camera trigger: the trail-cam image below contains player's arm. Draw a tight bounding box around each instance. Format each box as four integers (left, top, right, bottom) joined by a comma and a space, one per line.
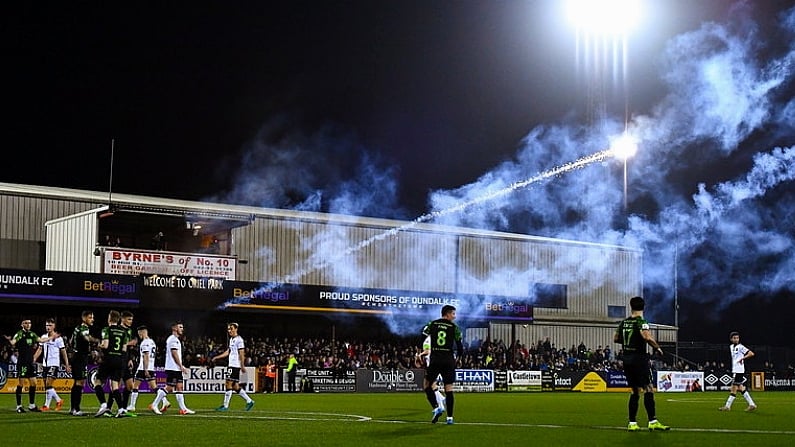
741, 347, 755, 363
640, 329, 663, 355
59, 344, 71, 371
238, 347, 246, 374
81, 328, 99, 344
211, 348, 230, 362
99, 328, 110, 349
4, 333, 18, 345
171, 347, 188, 372
141, 350, 151, 377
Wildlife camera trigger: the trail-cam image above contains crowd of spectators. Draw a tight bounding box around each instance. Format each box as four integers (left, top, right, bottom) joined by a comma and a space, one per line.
3, 322, 793, 379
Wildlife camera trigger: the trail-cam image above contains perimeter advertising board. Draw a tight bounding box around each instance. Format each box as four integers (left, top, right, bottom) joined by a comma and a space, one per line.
353, 368, 495, 392
762, 374, 795, 391
0, 365, 256, 394
703, 372, 735, 392
0, 268, 140, 306
289, 368, 357, 392
452, 369, 495, 392
656, 371, 705, 392
355, 368, 425, 392
506, 370, 542, 391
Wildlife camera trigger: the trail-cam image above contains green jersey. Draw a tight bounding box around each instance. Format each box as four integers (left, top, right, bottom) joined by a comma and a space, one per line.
423, 318, 463, 358
616, 315, 649, 360
13, 330, 39, 364
122, 324, 137, 361
71, 323, 92, 355
101, 324, 129, 357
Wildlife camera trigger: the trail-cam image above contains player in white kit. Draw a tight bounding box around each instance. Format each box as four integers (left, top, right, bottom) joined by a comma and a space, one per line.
211, 322, 255, 411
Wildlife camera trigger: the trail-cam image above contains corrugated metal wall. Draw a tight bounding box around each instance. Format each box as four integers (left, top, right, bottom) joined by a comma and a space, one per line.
234, 216, 642, 313
458, 235, 641, 321
233, 218, 459, 291
45, 207, 106, 273
0, 193, 101, 269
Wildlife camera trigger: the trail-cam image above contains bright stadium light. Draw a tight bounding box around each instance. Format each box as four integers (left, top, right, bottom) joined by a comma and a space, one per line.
566, 0, 641, 35
609, 132, 638, 210
610, 132, 638, 160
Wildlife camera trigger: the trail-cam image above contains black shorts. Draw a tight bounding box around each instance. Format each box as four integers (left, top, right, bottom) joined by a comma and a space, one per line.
71, 355, 89, 381
731, 373, 748, 386
134, 370, 155, 382
42, 365, 60, 379
122, 364, 135, 381
426, 355, 456, 386
223, 367, 242, 383
97, 355, 125, 382
165, 370, 184, 387
623, 358, 653, 389
17, 362, 37, 379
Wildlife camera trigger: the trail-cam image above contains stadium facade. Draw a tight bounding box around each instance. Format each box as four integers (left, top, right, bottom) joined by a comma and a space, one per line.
0, 182, 677, 350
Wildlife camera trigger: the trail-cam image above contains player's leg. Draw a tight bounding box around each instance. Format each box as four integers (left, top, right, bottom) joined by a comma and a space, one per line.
232, 371, 254, 410
175, 378, 194, 414
442, 383, 455, 424
26, 375, 39, 410
721, 383, 739, 410
15, 367, 24, 412
738, 382, 757, 410
128, 378, 141, 411
219, 377, 234, 410
70, 356, 87, 414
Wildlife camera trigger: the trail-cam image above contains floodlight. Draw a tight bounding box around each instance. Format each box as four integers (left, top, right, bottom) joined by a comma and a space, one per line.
610, 133, 638, 160
566, 0, 641, 35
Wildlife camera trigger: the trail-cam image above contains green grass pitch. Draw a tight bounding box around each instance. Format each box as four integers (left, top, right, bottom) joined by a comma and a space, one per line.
2, 391, 792, 446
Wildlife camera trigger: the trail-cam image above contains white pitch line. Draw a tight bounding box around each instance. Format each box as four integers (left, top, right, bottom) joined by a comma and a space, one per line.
192, 412, 795, 435
193, 411, 371, 422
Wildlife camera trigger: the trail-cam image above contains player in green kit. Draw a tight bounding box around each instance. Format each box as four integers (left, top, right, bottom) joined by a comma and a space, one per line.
422, 305, 463, 425
70, 311, 98, 416
5, 319, 44, 413
615, 296, 670, 432
94, 310, 130, 417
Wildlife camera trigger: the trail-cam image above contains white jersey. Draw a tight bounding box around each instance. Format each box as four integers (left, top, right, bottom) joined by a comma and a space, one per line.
228, 335, 245, 368
137, 337, 157, 371
164, 334, 183, 371
41, 336, 65, 367
730, 342, 750, 374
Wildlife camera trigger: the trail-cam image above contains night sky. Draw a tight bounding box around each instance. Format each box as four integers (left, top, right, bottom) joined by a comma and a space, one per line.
3, 1, 794, 348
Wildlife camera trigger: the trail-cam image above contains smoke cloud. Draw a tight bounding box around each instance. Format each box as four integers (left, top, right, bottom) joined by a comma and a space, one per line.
218, 2, 794, 332
428, 3, 795, 324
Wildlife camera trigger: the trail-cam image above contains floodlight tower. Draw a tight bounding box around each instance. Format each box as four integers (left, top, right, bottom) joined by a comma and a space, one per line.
566, 0, 643, 210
